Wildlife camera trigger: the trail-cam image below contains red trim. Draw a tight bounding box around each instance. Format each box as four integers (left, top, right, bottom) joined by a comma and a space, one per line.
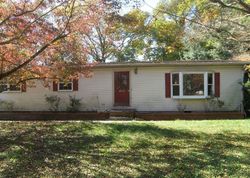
165, 73, 171, 98
114, 71, 130, 106
21, 82, 26, 92
73, 79, 78, 91
53, 81, 58, 91
214, 72, 220, 97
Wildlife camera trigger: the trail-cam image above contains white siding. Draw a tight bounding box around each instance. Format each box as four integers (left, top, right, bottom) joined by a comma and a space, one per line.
0, 65, 244, 111
130, 66, 243, 111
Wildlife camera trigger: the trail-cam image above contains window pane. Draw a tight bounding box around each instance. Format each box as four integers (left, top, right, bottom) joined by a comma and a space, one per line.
208, 73, 213, 84
9, 84, 20, 91
208, 85, 213, 96
0, 84, 7, 92
59, 83, 72, 90
118, 73, 129, 90
173, 86, 179, 96
183, 74, 204, 96
172, 73, 179, 84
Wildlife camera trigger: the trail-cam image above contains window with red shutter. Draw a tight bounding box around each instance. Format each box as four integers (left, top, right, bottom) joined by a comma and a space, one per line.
21, 82, 26, 92
165, 73, 171, 98
214, 72, 220, 97
73, 79, 78, 91
53, 81, 58, 91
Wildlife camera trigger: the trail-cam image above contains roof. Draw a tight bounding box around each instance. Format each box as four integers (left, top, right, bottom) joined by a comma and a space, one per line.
94, 60, 250, 68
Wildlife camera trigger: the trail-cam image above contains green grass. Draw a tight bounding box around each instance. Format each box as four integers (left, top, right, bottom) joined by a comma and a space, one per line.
0, 120, 250, 177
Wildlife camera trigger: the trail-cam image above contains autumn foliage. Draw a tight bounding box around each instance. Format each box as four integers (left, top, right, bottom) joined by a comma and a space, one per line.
1, 0, 249, 87
0, 0, 105, 85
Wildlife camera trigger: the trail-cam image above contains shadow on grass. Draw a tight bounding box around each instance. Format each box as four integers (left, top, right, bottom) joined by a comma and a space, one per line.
0, 122, 250, 177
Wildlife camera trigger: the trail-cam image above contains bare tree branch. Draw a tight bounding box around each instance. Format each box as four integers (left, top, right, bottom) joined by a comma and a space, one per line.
0, 1, 67, 45
238, 0, 250, 12
142, 0, 248, 42
0, 0, 45, 26
0, 32, 69, 80
210, 0, 250, 14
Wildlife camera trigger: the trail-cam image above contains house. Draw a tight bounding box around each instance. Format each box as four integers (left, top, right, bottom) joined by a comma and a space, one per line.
0, 60, 248, 112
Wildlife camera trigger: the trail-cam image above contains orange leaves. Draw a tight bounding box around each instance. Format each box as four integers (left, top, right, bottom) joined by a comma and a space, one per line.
0, 0, 106, 83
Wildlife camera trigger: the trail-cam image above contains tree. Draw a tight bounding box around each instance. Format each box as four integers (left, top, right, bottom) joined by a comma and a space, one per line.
80, 0, 144, 63
210, 0, 250, 14
80, 10, 119, 63
108, 8, 185, 62
151, 0, 250, 60
0, 0, 105, 85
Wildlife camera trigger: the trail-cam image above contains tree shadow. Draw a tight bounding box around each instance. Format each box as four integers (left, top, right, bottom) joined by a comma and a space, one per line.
0, 121, 249, 177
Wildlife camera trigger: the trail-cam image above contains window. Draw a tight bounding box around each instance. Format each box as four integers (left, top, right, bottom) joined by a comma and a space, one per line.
0, 84, 8, 92
172, 73, 180, 96
58, 82, 73, 91
207, 73, 214, 96
9, 84, 21, 91
0, 83, 21, 92
183, 74, 204, 96
171, 72, 214, 98
53, 79, 78, 92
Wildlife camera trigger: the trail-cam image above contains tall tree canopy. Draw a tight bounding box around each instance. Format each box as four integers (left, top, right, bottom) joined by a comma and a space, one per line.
153, 0, 250, 60
86, 7, 185, 62
101, 0, 250, 62
0, 0, 249, 83
0, 0, 107, 84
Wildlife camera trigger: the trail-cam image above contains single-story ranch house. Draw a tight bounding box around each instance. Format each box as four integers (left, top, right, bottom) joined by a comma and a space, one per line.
0, 61, 249, 113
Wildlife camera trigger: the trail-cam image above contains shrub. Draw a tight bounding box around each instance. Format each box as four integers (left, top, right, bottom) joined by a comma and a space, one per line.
243, 72, 250, 115
176, 103, 187, 112
45, 95, 61, 111
206, 95, 225, 111
67, 95, 82, 112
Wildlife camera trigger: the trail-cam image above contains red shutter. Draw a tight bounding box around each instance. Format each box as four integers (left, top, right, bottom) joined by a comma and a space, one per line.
53, 81, 58, 91
165, 73, 171, 98
21, 82, 26, 92
214, 72, 220, 97
73, 79, 78, 91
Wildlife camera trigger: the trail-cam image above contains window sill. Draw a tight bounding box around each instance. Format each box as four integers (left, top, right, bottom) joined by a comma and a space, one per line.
1, 91, 21, 93
58, 90, 73, 92
172, 96, 211, 99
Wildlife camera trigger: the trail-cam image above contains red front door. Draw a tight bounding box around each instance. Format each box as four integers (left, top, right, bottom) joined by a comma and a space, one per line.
114, 71, 130, 106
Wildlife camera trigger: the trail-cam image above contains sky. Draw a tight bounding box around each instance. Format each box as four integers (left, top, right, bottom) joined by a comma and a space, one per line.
140, 0, 160, 13
121, 0, 160, 14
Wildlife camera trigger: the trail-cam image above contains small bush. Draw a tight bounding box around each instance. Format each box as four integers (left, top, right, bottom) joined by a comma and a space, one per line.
176, 103, 187, 112
67, 95, 82, 112
206, 95, 225, 111
243, 73, 250, 115
45, 95, 61, 111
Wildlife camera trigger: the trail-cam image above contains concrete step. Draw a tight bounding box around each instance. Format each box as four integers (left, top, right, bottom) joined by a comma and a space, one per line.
111, 106, 136, 112
110, 106, 136, 118
110, 110, 135, 118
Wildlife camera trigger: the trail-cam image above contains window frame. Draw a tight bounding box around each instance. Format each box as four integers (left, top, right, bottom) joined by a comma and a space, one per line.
171, 72, 180, 96
171, 72, 214, 99
207, 73, 214, 96
58, 82, 73, 92
0, 83, 21, 93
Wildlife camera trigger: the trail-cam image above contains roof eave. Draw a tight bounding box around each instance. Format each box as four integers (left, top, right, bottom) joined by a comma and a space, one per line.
93, 61, 250, 68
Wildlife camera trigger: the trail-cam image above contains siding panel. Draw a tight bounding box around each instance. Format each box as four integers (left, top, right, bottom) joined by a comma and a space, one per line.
0, 66, 244, 112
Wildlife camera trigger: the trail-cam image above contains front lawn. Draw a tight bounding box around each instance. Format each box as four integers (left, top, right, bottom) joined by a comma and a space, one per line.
0, 120, 250, 177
